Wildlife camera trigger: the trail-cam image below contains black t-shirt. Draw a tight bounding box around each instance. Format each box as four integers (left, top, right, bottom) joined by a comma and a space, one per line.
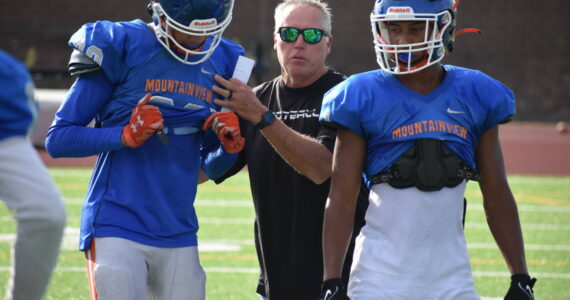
217, 69, 369, 300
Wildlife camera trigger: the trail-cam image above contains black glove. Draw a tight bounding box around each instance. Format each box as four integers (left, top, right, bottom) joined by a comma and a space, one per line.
504, 274, 537, 300
321, 278, 349, 300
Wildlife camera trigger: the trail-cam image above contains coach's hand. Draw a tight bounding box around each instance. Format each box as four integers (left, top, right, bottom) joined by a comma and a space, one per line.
202, 111, 244, 154
504, 274, 537, 300
211, 75, 267, 125
321, 278, 349, 300
122, 93, 164, 148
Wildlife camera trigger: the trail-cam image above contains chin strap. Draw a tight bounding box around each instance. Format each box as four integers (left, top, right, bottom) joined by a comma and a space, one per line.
445, 28, 482, 57
451, 0, 482, 39
450, 0, 482, 41
168, 37, 206, 57
152, 15, 207, 58
455, 28, 482, 38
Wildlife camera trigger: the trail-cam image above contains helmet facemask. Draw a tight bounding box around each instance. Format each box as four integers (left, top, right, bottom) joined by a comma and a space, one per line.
150, 0, 234, 65
371, 7, 455, 75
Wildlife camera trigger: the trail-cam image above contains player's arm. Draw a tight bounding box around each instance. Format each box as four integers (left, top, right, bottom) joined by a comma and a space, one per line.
45, 71, 123, 157
200, 128, 241, 182
212, 75, 333, 184
198, 169, 209, 184
323, 128, 365, 280
46, 70, 163, 157
476, 125, 536, 298
477, 125, 528, 274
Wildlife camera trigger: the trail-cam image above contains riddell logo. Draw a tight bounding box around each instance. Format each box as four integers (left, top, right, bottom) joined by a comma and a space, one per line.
191, 19, 217, 28
387, 7, 413, 14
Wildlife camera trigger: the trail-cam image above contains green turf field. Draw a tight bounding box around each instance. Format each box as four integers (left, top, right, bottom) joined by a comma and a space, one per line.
0, 168, 568, 299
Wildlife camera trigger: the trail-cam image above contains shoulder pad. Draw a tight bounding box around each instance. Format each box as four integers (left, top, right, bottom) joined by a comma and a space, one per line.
68, 50, 100, 76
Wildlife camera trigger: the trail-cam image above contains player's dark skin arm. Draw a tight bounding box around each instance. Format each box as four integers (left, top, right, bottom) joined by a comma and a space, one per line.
323, 129, 366, 279
476, 125, 529, 275
212, 75, 333, 184
198, 169, 209, 184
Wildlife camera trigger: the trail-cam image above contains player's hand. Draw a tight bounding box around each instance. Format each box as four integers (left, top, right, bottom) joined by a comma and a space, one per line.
504, 274, 537, 300
122, 93, 164, 148
321, 278, 349, 300
202, 111, 244, 154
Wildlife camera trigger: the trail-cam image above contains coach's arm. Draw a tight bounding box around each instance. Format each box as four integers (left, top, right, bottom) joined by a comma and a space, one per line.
211, 75, 333, 184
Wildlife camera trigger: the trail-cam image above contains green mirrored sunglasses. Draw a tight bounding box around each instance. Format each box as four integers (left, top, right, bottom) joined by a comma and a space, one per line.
277, 27, 326, 44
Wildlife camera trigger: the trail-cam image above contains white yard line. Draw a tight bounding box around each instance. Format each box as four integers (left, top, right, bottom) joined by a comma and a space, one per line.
468, 243, 570, 251
1, 228, 247, 251
468, 203, 570, 212
200, 218, 253, 224
466, 222, 570, 230
473, 271, 570, 279
195, 200, 253, 207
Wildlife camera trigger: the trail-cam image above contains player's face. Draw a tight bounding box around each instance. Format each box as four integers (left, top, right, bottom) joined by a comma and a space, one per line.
274, 5, 331, 86
386, 21, 433, 65
170, 27, 209, 47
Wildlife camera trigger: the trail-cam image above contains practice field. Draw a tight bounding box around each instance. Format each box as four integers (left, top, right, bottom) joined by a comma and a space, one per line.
0, 168, 569, 299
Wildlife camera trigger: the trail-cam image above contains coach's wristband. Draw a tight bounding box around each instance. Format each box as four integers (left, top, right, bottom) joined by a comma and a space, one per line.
255, 110, 276, 130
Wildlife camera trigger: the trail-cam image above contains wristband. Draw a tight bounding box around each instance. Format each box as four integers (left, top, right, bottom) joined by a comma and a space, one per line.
255, 110, 276, 130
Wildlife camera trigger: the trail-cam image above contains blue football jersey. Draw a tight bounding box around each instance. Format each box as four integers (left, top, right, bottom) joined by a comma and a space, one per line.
47, 20, 244, 250
320, 65, 515, 182
0, 51, 38, 140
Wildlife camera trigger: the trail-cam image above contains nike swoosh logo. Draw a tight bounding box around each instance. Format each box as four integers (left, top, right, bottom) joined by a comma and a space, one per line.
201, 68, 213, 75
518, 283, 534, 299
447, 107, 465, 114
324, 287, 338, 300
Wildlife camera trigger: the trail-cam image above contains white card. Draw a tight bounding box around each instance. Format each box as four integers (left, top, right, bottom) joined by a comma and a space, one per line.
222, 56, 256, 112
232, 56, 256, 84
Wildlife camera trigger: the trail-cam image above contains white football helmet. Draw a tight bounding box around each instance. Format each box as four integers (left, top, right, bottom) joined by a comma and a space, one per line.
150, 0, 234, 65
370, 0, 457, 74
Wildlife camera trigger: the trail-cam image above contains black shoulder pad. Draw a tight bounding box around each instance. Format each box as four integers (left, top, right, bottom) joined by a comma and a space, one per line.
68, 50, 100, 76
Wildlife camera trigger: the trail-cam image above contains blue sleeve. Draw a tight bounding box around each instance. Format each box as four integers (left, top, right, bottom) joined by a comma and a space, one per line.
477, 72, 516, 131
0, 51, 37, 140
200, 130, 238, 181
68, 20, 149, 84
319, 77, 365, 137
45, 71, 124, 158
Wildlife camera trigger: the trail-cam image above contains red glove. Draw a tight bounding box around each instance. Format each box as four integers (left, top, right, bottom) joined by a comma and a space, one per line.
122, 93, 164, 148
202, 111, 245, 153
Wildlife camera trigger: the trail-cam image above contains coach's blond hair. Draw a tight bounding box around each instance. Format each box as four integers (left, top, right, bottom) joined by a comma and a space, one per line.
274, 0, 332, 35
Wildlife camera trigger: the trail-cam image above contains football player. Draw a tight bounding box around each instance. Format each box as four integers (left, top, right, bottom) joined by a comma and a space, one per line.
45, 0, 244, 299
319, 0, 536, 299
0, 50, 66, 300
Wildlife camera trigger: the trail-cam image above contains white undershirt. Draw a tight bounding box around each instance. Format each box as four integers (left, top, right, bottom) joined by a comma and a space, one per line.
348, 182, 480, 300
